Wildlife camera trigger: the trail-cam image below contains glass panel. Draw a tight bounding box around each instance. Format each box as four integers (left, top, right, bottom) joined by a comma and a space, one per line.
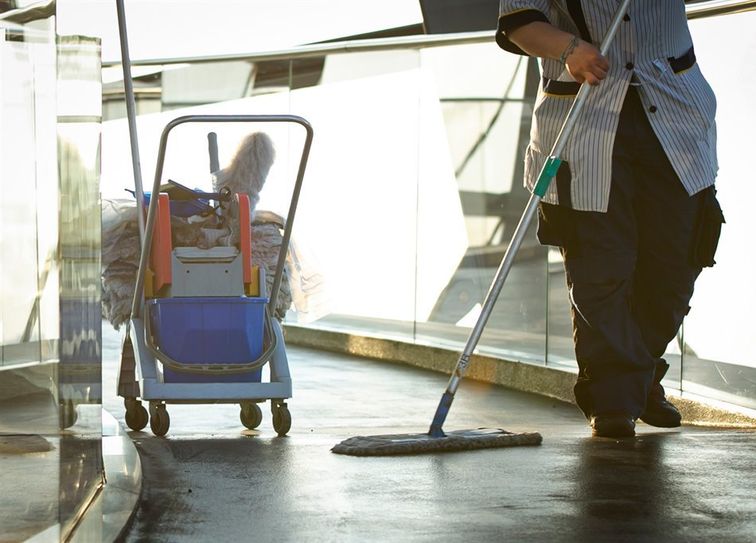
291, 50, 422, 340
0, 25, 45, 370
416, 42, 547, 362
57, 34, 104, 536
100, 49, 423, 343
0, 6, 104, 538
681, 12, 756, 409
0, 14, 61, 541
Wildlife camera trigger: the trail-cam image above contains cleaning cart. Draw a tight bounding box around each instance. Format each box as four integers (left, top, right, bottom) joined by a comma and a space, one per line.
112, 1, 312, 437
116, 115, 312, 437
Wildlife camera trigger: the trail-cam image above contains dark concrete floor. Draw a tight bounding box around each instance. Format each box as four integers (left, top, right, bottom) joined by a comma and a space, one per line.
103, 327, 756, 542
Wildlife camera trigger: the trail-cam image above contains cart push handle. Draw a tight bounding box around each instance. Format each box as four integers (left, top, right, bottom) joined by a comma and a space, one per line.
130, 115, 313, 321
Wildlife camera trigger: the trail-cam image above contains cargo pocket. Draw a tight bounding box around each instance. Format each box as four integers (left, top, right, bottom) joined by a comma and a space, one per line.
690, 187, 725, 268
535, 155, 574, 247
537, 201, 573, 248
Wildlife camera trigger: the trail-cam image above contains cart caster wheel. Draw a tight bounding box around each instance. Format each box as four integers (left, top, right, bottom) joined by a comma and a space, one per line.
240, 403, 263, 429
125, 402, 149, 431
271, 403, 291, 436
149, 404, 170, 437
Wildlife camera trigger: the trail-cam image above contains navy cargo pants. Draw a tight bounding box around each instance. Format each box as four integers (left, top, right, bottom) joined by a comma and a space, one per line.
537, 86, 711, 419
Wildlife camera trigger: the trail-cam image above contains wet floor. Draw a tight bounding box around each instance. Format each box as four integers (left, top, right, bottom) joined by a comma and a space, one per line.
102, 326, 756, 542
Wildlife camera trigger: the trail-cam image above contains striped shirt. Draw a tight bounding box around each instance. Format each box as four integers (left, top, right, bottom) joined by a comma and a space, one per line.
497, 0, 718, 212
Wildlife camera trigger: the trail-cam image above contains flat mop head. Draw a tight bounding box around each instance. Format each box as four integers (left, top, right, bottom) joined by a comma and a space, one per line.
331, 428, 542, 456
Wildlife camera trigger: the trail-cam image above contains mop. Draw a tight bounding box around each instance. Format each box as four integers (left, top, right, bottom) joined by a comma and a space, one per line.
332, 0, 632, 456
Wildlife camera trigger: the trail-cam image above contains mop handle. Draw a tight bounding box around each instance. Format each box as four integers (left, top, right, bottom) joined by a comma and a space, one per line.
429, 0, 632, 438
115, 0, 146, 245
208, 132, 220, 173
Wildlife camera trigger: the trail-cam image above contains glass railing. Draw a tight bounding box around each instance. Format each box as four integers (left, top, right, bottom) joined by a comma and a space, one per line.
0, 2, 104, 539
0, 13, 64, 541
100, 2, 756, 416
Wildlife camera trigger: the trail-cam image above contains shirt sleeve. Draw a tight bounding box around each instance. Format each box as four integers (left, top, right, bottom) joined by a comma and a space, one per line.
496, 0, 551, 56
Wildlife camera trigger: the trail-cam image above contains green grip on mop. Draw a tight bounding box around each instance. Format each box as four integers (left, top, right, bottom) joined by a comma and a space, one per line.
533, 156, 562, 198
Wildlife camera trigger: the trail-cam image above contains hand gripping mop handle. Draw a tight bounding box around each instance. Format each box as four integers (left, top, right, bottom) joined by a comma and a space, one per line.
428, 0, 632, 438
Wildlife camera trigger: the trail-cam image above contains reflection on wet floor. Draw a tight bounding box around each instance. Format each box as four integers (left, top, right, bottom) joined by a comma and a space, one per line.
98, 323, 756, 543
0, 406, 103, 542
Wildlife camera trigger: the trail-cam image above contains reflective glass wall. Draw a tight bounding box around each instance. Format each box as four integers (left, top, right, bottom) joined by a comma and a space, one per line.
0, 4, 103, 540
100, 7, 756, 415
0, 13, 62, 541
679, 10, 756, 409
57, 32, 104, 538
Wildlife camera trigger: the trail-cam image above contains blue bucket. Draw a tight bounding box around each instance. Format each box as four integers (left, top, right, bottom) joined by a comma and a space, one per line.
148, 297, 267, 383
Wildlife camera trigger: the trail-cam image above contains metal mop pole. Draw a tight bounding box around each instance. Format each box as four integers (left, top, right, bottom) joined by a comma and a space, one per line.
116, 0, 146, 244
428, 0, 632, 437
116, 0, 159, 324
115, 0, 160, 322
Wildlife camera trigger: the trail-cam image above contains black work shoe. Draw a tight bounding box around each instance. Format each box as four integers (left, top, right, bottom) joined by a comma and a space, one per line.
590, 415, 636, 438
640, 384, 682, 428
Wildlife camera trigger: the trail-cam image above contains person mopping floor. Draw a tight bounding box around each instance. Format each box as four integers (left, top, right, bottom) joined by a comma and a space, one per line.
496, 0, 724, 437
333, 1, 635, 456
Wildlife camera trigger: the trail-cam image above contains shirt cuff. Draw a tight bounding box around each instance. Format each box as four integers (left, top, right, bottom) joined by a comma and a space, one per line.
496, 9, 549, 56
